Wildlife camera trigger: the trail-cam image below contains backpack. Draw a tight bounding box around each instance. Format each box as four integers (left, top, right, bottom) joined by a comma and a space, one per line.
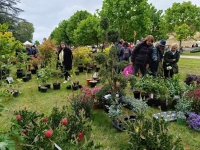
123, 47, 130, 59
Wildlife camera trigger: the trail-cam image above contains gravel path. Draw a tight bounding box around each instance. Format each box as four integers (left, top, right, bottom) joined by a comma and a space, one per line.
180, 55, 200, 59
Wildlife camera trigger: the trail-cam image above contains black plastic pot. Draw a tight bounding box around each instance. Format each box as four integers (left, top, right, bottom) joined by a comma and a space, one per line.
16, 71, 23, 78
133, 91, 140, 99
146, 98, 153, 107
75, 71, 79, 75
154, 98, 161, 107
78, 65, 84, 72
31, 69, 37, 74
72, 85, 79, 91
53, 83, 60, 90
73, 81, 79, 86
38, 85, 41, 91
160, 102, 168, 111
141, 92, 149, 100
27, 73, 32, 80
79, 85, 82, 89
96, 67, 100, 72
13, 90, 19, 97
22, 76, 29, 82
40, 86, 48, 93
87, 68, 92, 73
66, 85, 71, 90
45, 84, 51, 89
90, 80, 97, 88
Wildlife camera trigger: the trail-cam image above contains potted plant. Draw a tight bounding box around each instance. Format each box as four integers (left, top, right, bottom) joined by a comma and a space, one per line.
38, 67, 51, 92
129, 75, 141, 99
176, 111, 186, 125
51, 69, 61, 90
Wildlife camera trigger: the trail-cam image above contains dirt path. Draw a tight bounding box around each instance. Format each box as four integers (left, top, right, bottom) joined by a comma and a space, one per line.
180, 55, 200, 59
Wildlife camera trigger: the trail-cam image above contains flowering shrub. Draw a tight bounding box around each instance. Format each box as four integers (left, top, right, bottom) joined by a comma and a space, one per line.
187, 113, 200, 131
10, 107, 100, 149
186, 88, 200, 114
70, 86, 94, 117
91, 86, 103, 98
184, 74, 200, 85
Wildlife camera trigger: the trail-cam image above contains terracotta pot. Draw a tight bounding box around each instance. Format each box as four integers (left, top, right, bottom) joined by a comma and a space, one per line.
86, 78, 92, 86
93, 102, 99, 110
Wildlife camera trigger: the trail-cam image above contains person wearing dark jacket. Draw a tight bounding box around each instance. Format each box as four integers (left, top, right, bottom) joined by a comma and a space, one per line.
58, 42, 73, 82
131, 35, 154, 76
150, 39, 166, 77
119, 41, 131, 61
163, 43, 180, 78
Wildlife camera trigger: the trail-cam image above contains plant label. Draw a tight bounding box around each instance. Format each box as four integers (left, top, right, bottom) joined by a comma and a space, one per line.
54, 143, 62, 150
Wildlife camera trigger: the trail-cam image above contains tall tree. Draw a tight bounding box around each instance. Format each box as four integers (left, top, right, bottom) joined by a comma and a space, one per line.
0, 0, 24, 20
148, 5, 168, 42
100, 0, 152, 41
164, 1, 200, 46
50, 20, 71, 45
13, 21, 34, 43
66, 10, 92, 43
74, 15, 101, 45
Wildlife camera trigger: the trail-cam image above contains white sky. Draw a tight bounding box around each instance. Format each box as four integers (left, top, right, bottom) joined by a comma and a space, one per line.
17, 0, 200, 43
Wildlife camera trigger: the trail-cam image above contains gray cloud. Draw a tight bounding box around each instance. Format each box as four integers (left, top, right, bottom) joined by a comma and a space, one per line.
17, 0, 200, 43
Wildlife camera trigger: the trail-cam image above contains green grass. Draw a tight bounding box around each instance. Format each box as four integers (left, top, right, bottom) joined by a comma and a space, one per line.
1, 59, 200, 150
181, 50, 200, 56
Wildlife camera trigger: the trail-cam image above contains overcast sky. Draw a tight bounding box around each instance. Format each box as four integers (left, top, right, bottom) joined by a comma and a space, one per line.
17, 0, 200, 43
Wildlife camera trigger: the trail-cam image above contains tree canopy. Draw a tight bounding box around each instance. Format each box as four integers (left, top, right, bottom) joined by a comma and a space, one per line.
0, 0, 24, 20
50, 20, 71, 45
66, 10, 92, 43
164, 1, 200, 46
74, 15, 101, 45
13, 21, 34, 43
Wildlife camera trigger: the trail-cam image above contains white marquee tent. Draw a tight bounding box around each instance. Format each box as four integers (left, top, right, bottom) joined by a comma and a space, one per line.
23, 41, 33, 46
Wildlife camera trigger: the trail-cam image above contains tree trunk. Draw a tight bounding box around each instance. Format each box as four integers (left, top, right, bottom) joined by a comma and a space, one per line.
179, 40, 182, 48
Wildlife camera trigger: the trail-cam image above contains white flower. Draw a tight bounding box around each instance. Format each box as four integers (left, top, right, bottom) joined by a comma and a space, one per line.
166, 66, 172, 70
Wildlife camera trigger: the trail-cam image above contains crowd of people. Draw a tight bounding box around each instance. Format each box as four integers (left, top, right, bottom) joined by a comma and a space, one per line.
19, 35, 180, 82
117, 35, 180, 78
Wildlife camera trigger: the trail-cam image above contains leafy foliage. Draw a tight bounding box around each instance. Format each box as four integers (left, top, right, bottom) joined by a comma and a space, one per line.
13, 21, 34, 43
66, 10, 92, 43
74, 15, 101, 45
38, 38, 56, 67
126, 117, 184, 150
0, 23, 24, 56
50, 20, 71, 45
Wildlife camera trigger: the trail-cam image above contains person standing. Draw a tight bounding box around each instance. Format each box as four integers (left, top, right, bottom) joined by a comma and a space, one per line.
131, 35, 154, 76
119, 41, 131, 62
163, 43, 180, 78
58, 42, 73, 83
150, 39, 166, 77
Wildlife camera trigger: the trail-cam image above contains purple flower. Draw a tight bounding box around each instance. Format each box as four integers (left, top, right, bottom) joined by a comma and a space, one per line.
187, 113, 200, 131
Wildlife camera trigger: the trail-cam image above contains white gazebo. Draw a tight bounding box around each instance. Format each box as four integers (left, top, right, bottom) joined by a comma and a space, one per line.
23, 41, 33, 46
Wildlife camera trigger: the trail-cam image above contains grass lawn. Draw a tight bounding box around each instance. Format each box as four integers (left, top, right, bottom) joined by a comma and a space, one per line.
0, 58, 200, 150
181, 50, 200, 56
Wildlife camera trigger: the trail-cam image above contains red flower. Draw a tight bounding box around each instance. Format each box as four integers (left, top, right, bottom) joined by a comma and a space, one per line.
44, 130, 53, 138
23, 129, 28, 134
61, 118, 68, 125
16, 114, 21, 120
43, 117, 48, 122
78, 132, 83, 141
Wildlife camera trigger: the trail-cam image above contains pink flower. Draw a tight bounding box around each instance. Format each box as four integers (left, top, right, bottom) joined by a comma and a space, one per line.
61, 118, 68, 125
44, 130, 53, 138
16, 114, 21, 120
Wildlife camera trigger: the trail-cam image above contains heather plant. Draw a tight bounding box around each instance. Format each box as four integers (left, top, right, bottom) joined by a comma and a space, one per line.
187, 113, 200, 131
